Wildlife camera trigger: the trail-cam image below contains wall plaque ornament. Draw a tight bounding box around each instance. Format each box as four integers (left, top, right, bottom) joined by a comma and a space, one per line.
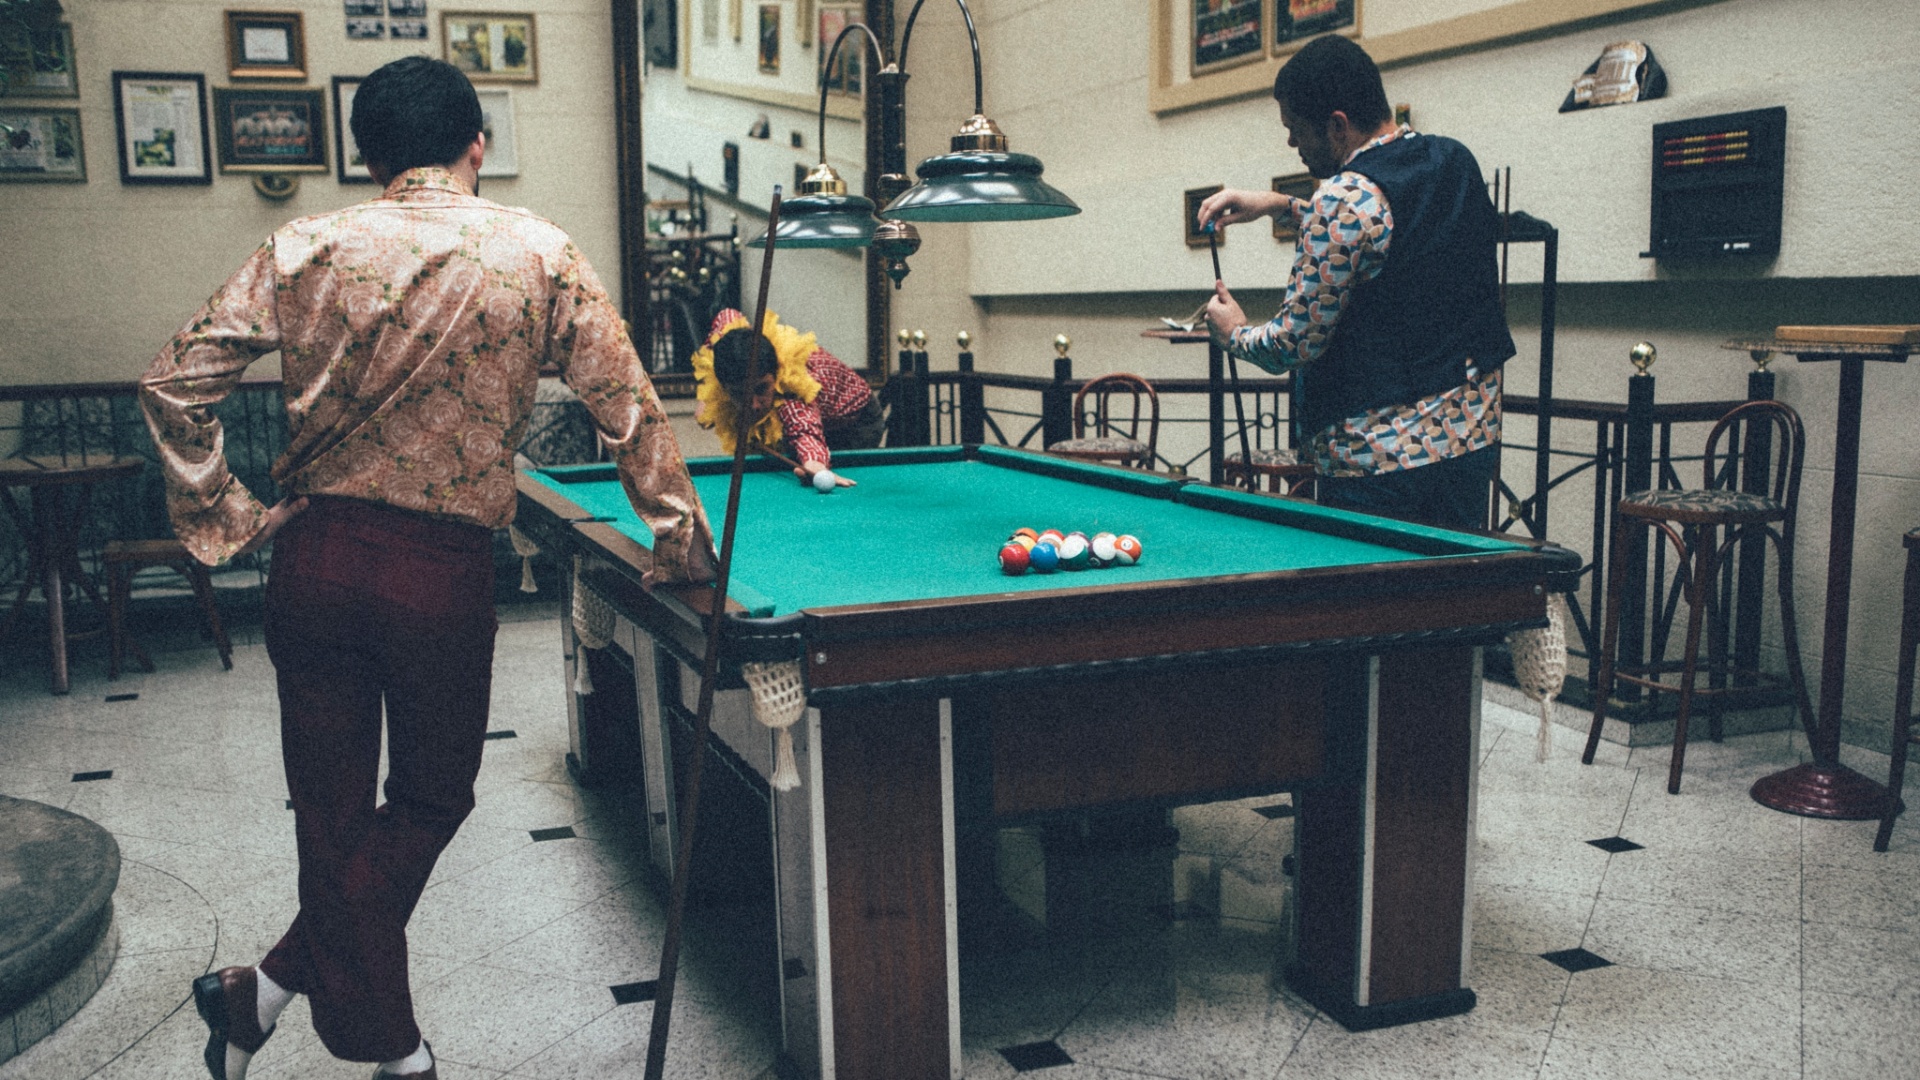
1560, 40, 1665, 113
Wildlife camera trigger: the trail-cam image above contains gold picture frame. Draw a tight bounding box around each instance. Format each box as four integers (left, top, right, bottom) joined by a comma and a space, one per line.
212, 85, 328, 174
1271, 172, 1317, 242
442, 12, 539, 84
224, 10, 307, 81
1191, 0, 1264, 77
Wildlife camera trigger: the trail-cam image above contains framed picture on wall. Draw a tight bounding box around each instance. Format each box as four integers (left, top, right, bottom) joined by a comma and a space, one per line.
224, 10, 308, 80
1192, 0, 1264, 76
1271, 172, 1317, 241
331, 75, 373, 183
1184, 184, 1222, 248
0, 107, 86, 181
818, 4, 861, 96
442, 12, 538, 83
213, 86, 328, 173
1272, 0, 1358, 56
757, 5, 780, 74
112, 71, 211, 185
0, 21, 79, 96
476, 86, 517, 178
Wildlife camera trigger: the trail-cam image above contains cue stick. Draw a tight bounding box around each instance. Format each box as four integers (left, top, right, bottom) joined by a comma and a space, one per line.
1208, 222, 1255, 479
644, 188, 784, 1080
750, 438, 859, 487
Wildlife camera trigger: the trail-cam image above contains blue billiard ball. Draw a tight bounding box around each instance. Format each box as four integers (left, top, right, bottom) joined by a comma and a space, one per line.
1029, 542, 1059, 573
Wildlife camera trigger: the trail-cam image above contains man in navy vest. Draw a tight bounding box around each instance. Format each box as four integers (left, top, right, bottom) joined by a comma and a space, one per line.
1199, 35, 1513, 531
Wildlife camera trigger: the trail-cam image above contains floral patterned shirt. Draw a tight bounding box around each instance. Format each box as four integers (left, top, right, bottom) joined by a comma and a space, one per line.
1228, 126, 1503, 477
140, 168, 715, 581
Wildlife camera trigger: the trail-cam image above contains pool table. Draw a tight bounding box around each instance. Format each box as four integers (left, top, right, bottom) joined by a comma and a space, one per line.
513, 445, 1574, 1080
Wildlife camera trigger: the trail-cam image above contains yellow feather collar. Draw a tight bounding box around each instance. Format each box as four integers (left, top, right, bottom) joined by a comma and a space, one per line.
691, 310, 822, 454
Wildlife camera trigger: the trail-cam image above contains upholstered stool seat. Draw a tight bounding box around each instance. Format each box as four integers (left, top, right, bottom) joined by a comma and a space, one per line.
1223, 445, 1316, 496
1584, 401, 1815, 794
1048, 435, 1150, 461
103, 538, 233, 678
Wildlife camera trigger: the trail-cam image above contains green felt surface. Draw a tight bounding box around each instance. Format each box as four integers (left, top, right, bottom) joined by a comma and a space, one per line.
531, 452, 1526, 616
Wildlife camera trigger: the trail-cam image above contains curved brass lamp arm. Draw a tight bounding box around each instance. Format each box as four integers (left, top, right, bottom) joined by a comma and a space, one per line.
817, 21, 890, 164
899, 0, 985, 116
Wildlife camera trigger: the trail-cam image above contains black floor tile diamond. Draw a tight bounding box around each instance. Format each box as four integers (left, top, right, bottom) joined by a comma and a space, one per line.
1252, 801, 1296, 819
1541, 947, 1613, 973
610, 980, 657, 1004
483, 729, 518, 741
529, 826, 577, 842
1587, 836, 1644, 853
999, 1041, 1074, 1071
783, 957, 807, 980
105, 693, 138, 703
72, 770, 113, 782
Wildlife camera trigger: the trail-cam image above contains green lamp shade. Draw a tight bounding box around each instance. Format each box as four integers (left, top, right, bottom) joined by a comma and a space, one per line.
746, 194, 878, 249
881, 152, 1080, 223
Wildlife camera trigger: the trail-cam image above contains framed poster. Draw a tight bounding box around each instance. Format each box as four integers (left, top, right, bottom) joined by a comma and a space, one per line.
224, 10, 308, 80
757, 5, 780, 75
1272, 0, 1358, 56
0, 21, 78, 97
0, 107, 85, 181
1192, 0, 1263, 76
818, 4, 861, 96
442, 12, 537, 82
112, 72, 211, 185
1271, 172, 1317, 242
1184, 184, 1222, 248
476, 86, 517, 178
331, 75, 372, 183
213, 86, 328, 173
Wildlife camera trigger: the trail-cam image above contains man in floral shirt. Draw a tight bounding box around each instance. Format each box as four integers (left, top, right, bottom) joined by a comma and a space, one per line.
140, 57, 714, 1080
1198, 35, 1513, 531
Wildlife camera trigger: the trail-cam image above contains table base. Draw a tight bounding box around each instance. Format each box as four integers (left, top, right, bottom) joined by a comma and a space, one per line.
1750, 761, 1891, 820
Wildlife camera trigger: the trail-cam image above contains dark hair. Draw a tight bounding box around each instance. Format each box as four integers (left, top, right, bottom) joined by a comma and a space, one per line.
1271, 35, 1391, 132
349, 56, 484, 174
710, 326, 778, 398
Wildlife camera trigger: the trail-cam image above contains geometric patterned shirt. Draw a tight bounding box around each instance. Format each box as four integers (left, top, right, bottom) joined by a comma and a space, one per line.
1226, 126, 1503, 478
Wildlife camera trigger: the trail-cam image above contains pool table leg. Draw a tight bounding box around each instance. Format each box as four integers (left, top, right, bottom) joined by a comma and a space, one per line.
1289, 645, 1481, 1030
806, 694, 960, 1080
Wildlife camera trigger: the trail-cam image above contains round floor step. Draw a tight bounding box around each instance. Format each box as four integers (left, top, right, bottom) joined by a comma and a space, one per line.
0, 795, 122, 1063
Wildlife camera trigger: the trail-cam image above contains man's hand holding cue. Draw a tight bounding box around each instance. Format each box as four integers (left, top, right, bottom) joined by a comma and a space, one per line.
1194, 188, 1306, 346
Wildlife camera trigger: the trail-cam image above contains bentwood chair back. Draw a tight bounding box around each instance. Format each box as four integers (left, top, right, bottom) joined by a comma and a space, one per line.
1582, 399, 1816, 794
1046, 373, 1160, 470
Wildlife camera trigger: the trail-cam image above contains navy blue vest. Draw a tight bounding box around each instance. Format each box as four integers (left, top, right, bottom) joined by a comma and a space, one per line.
1296, 133, 1514, 440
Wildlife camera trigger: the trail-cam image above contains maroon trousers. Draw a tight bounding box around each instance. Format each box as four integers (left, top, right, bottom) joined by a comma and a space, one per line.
258, 496, 497, 1063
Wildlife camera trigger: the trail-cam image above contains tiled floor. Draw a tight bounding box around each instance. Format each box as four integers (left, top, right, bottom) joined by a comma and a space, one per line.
3, 604, 1918, 1080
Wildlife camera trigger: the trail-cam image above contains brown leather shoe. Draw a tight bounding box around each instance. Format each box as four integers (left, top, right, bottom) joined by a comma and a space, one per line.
191, 966, 275, 1080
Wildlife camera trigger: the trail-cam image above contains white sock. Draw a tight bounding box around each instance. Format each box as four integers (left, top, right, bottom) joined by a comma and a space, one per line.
379, 1040, 432, 1076
256, 968, 294, 1032
224, 1044, 253, 1080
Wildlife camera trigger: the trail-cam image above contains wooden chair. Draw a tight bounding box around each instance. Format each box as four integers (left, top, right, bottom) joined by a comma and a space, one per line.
1874, 527, 1920, 851
1582, 400, 1815, 794
104, 539, 233, 678
1046, 373, 1159, 470
1223, 445, 1316, 498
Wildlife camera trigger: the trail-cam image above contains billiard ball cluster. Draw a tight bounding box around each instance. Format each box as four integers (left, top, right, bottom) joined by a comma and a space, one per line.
998, 527, 1143, 575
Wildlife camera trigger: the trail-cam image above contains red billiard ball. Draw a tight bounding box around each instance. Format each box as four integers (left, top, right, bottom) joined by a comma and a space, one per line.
1113, 534, 1143, 566
998, 543, 1030, 575
1037, 529, 1065, 548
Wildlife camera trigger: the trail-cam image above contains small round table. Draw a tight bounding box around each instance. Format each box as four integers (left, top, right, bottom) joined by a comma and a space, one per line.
0, 455, 145, 695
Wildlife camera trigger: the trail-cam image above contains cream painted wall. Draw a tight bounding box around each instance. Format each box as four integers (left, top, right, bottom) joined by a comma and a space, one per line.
881, 0, 1920, 753
0, 0, 625, 385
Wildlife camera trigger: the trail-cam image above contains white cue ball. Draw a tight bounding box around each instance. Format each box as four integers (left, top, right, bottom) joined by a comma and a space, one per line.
813, 469, 839, 492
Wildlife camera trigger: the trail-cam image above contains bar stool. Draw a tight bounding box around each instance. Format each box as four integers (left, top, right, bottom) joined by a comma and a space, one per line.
1583, 400, 1816, 794
1873, 528, 1920, 851
1223, 445, 1316, 497
103, 538, 233, 678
